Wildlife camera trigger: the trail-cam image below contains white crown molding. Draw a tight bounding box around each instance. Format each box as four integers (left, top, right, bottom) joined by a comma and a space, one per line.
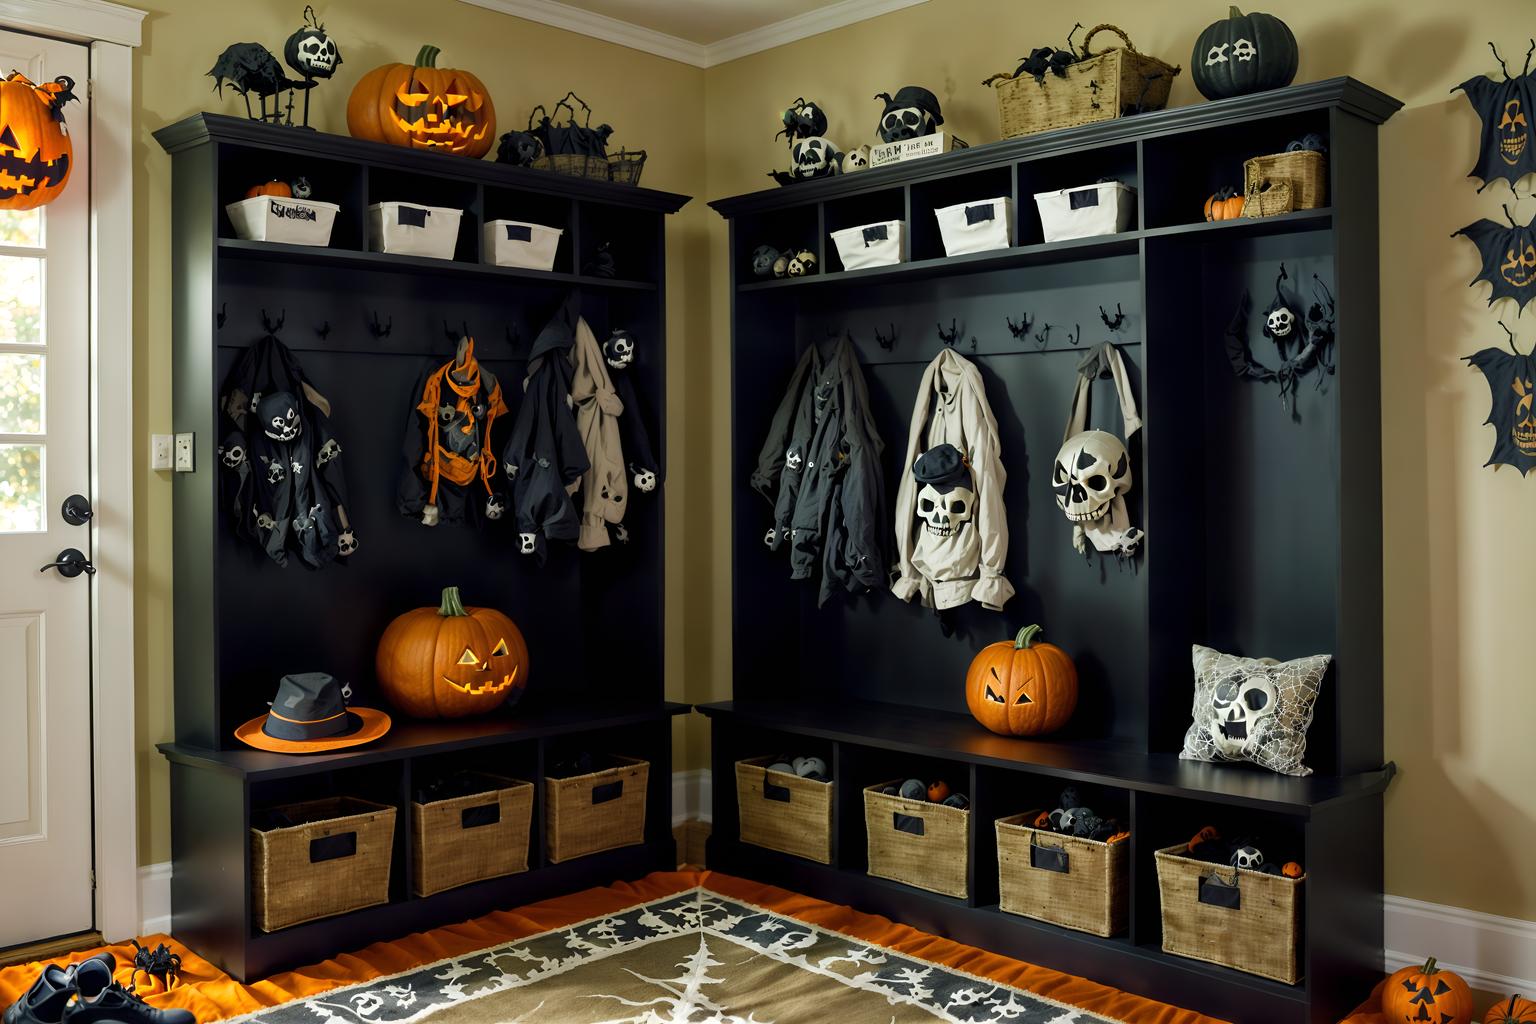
1385, 894, 1536, 995
0, 0, 145, 47
456, 0, 929, 69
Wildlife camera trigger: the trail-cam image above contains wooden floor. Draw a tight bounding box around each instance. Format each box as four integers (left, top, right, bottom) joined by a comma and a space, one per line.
0, 932, 103, 969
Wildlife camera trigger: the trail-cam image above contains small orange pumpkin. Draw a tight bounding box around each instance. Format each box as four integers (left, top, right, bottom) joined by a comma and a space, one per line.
1203, 186, 1245, 222
347, 45, 495, 158
965, 625, 1078, 736
1281, 861, 1304, 879
1381, 958, 1473, 1024
0, 72, 76, 210
927, 780, 951, 802
246, 179, 292, 198
1486, 995, 1536, 1024
375, 586, 528, 718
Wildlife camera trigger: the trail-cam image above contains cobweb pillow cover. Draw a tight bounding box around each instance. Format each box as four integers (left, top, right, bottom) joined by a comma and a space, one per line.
1180, 644, 1331, 777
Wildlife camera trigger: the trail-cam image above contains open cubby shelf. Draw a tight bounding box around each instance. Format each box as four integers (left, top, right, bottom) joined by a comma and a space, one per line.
155, 113, 689, 982
708, 78, 1398, 1024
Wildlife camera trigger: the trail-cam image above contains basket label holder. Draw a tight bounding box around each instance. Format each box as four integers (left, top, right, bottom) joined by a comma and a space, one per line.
398, 206, 430, 227
1030, 837, 1070, 873
763, 777, 792, 803
1199, 872, 1242, 910
1069, 189, 1102, 210
461, 801, 501, 829
592, 779, 624, 804
505, 223, 532, 242
893, 811, 925, 836
309, 831, 357, 863
965, 203, 997, 224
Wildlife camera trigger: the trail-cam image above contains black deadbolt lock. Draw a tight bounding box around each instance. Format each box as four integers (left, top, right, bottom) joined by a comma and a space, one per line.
61, 494, 93, 526
39, 548, 96, 579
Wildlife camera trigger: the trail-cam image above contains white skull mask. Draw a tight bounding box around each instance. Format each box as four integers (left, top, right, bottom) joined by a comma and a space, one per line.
879, 106, 930, 143
1265, 306, 1296, 339
841, 145, 870, 172
518, 532, 537, 555
1052, 430, 1130, 522
1209, 673, 1278, 757
917, 483, 976, 538
336, 529, 358, 556
633, 467, 656, 492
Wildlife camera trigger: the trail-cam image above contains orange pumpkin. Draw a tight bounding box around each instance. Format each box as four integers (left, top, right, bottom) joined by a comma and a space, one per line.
246, 179, 292, 198
1281, 861, 1305, 879
927, 780, 951, 802
346, 45, 495, 158
375, 586, 528, 718
1203, 187, 1245, 222
0, 72, 76, 210
1487, 995, 1536, 1024
964, 624, 1078, 736
1381, 958, 1473, 1024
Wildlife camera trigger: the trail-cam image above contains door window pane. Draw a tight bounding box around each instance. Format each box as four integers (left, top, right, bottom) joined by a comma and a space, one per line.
0, 443, 42, 532
0, 256, 42, 347
0, 353, 42, 433
0, 209, 42, 247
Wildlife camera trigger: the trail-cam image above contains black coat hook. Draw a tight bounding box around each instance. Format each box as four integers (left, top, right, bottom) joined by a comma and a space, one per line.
874, 323, 896, 351
1098, 303, 1125, 331
1066, 323, 1081, 346
444, 319, 473, 344
368, 311, 393, 339
1005, 313, 1034, 339
315, 320, 331, 340
1033, 322, 1052, 347
216, 302, 227, 329
937, 319, 961, 347
505, 325, 521, 349
260, 308, 285, 335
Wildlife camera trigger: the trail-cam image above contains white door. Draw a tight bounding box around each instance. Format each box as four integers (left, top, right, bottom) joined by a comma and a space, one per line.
0, 32, 93, 948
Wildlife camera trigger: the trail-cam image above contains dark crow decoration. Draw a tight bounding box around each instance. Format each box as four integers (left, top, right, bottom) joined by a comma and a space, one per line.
1465, 322, 1536, 474
1453, 203, 1536, 314
208, 42, 300, 123
1454, 40, 1536, 193
776, 97, 828, 141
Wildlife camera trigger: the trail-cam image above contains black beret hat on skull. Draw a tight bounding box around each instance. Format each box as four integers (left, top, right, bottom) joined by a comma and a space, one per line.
878, 85, 945, 126
912, 443, 971, 493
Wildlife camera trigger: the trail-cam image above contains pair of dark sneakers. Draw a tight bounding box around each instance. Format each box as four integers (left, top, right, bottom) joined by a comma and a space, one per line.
3, 954, 194, 1024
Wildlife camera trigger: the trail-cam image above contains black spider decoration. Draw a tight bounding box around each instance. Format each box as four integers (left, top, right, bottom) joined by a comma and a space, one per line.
1017, 23, 1082, 84
1099, 303, 1126, 331
207, 42, 301, 124
129, 940, 183, 992
1222, 269, 1337, 413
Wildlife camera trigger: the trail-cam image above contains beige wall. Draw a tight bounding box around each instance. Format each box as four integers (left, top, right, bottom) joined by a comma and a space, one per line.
131, 0, 713, 864
129, 0, 1536, 923
699, 1, 1536, 921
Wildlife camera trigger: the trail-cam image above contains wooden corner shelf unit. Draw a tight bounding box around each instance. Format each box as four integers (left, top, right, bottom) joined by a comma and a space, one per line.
155, 113, 689, 981
706, 78, 1400, 1024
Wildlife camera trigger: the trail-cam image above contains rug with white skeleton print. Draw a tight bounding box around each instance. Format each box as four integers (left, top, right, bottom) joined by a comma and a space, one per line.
227, 889, 1123, 1024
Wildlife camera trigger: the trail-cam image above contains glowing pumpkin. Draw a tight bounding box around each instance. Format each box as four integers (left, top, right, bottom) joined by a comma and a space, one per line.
0, 72, 76, 210
1381, 958, 1473, 1024
964, 624, 1078, 736
346, 45, 495, 158
375, 586, 528, 718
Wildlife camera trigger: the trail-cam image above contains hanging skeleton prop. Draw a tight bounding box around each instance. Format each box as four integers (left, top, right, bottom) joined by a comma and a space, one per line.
1454, 40, 1536, 193
769, 97, 841, 186
397, 336, 509, 527
1465, 323, 1536, 474
218, 330, 357, 567
603, 329, 662, 519
1222, 265, 1337, 413
1455, 204, 1536, 315
282, 6, 342, 129
208, 42, 301, 124
1053, 342, 1143, 559
873, 86, 944, 143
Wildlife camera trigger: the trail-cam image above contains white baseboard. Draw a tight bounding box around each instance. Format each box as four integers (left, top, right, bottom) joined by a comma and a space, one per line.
1385, 895, 1536, 994
138, 861, 172, 937
672, 768, 712, 826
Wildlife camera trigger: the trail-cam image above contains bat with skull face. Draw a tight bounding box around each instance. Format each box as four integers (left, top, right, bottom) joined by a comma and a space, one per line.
1455, 204, 1536, 314
1454, 40, 1536, 193
1465, 323, 1536, 474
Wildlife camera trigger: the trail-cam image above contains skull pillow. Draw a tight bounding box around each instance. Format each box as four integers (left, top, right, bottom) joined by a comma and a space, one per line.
1180, 644, 1331, 776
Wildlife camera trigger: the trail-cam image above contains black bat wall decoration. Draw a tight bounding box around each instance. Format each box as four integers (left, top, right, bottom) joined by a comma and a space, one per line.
1465, 322, 1536, 474
1453, 204, 1536, 314
1454, 40, 1536, 193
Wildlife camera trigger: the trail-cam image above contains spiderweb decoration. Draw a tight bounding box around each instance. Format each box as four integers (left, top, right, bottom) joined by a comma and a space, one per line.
1179, 645, 1331, 777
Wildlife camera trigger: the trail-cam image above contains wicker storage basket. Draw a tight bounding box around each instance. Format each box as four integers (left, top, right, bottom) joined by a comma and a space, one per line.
986, 25, 1180, 139
1243, 180, 1294, 219
996, 813, 1129, 937
608, 149, 647, 186
251, 797, 395, 933
546, 755, 649, 863
1155, 844, 1304, 984
735, 757, 832, 864
1243, 150, 1326, 214
411, 774, 533, 897
864, 781, 969, 899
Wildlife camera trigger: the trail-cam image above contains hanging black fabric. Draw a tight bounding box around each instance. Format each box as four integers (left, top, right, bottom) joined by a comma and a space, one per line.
1454, 42, 1536, 192
1454, 206, 1536, 314
217, 333, 356, 568
1465, 335, 1536, 474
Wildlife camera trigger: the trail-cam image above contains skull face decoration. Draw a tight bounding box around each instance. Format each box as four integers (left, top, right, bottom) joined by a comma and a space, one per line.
336, 529, 358, 556
1055, 342, 1144, 557
1052, 430, 1130, 523
787, 249, 817, 276
257, 391, 302, 442
874, 85, 943, 144
1229, 37, 1257, 62
1464, 341, 1536, 474
912, 443, 975, 539
790, 136, 840, 180
603, 328, 635, 370
1209, 671, 1277, 758
1264, 306, 1296, 339
1501, 100, 1529, 165
840, 145, 871, 173
1454, 51, 1536, 192
751, 245, 781, 277
777, 98, 828, 141
632, 464, 657, 493
219, 444, 246, 469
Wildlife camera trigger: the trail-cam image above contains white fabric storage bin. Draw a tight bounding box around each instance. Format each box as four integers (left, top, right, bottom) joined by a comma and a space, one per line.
368, 202, 463, 260
935, 197, 1014, 256
1034, 182, 1136, 242
482, 220, 563, 271
831, 220, 905, 271
225, 196, 339, 246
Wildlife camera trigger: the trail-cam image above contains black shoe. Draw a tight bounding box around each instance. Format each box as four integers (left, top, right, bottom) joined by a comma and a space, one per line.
3, 954, 115, 1024
60, 981, 194, 1024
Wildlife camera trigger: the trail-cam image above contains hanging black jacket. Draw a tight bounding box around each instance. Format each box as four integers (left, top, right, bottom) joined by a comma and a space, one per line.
752, 344, 822, 551
396, 338, 511, 527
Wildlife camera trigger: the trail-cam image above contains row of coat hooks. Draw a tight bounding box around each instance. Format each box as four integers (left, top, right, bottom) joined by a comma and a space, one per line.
825, 302, 1132, 355
218, 303, 524, 349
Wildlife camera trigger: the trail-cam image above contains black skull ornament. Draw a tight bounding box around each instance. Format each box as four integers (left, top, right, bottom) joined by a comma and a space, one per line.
283, 6, 341, 80
874, 85, 944, 143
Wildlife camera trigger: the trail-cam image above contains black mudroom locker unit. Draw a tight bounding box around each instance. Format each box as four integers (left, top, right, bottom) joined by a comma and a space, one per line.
155, 113, 689, 981
705, 78, 1399, 1024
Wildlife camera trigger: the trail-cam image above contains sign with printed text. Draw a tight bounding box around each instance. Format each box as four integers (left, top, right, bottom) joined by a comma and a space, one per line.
869, 132, 954, 168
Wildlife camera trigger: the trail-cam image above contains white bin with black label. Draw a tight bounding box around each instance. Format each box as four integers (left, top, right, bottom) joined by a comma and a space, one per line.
225, 196, 340, 247
935, 197, 1014, 256
482, 219, 563, 271
830, 220, 905, 271
1034, 182, 1136, 242
368, 201, 463, 260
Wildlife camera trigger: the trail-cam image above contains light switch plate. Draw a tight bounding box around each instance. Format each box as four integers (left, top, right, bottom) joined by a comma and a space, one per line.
150, 434, 173, 471
174, 432, 195, 472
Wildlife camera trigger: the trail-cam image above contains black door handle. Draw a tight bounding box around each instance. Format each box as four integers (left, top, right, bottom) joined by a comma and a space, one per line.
61, 494, 93, 526
39, 548, 95, 578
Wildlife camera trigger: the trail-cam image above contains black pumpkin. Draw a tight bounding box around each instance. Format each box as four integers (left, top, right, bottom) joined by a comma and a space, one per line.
1191, 6, 1298, 100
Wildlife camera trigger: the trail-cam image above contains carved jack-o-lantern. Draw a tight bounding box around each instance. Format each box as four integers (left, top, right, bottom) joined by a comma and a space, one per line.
1501, 100, 1529, 166
347, 46, 496, 158
1380, 958, 1473, 1024
375, 586, 528, 718
964, 625, 1079, 737
1503, 243, 1536, 288
0, 72, 76, 210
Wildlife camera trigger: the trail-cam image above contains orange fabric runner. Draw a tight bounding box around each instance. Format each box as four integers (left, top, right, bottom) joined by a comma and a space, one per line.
1, 870, 1262, 1024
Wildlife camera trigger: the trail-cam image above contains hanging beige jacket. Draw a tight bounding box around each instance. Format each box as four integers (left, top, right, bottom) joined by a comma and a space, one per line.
569, 315, 627, 550
891, 348, 1014, 612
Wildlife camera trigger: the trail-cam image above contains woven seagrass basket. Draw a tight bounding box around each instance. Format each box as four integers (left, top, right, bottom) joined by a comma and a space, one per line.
1155, 844, 1304, 984
1243, 150, 1326, 214
412, 774, 532, 897
864, 780, 968, 899
251, 796, 395, 933
986, 25, 1180, 139
996, 813, 1129, 937
546, 755, 648, 863
735, 757, 832, 864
